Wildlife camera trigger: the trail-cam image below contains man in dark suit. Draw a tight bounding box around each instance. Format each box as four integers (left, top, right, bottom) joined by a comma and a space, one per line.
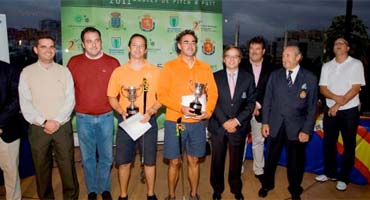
0, 60, 22, 200
240, 36, 274, 182
208, 45, 256, 200
258, 46, 317, 200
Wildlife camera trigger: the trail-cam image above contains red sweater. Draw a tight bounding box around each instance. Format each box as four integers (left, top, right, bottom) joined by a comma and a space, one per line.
67, 53, 120, 115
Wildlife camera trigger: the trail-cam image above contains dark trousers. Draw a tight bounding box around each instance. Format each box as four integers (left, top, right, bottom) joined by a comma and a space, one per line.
210, 132, 246, 195
29, 121, 79, 200
262, 125, 306, 196
323, 106, 359, 183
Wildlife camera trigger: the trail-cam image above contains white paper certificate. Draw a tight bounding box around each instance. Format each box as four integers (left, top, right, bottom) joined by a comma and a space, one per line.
119, 113, 152, 141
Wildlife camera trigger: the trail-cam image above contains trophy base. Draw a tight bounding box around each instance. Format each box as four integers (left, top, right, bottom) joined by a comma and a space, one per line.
189, 102, 202, 115
127, 107, 139, 118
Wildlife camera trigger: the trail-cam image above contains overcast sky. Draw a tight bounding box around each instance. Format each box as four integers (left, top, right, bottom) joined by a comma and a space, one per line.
223, 0, 370, 44
1, 0, 370, 44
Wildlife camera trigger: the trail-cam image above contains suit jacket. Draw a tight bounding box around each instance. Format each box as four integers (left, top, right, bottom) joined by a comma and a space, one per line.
208, 68, 256, 144
0, 60, 23, 143
241, 59, 274, 122
262, 66, 318, 140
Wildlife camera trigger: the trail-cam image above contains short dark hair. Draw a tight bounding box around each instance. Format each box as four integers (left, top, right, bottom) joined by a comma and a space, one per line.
175, 29, 198, 44
35, 36, 55, 47
128, 33, 147, 49
80, 27, 101, 42
248, 36, 266, 49
223, 45, 242, 58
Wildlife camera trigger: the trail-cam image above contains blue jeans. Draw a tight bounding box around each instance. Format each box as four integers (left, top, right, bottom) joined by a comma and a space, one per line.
76, 111, 114, 194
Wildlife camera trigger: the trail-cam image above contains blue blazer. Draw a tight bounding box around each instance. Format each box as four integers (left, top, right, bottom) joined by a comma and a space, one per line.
262, 67, 318, 141
208, 68, 256, 144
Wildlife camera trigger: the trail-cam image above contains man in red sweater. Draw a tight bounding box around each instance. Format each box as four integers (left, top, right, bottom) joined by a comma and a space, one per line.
67, 27, 120, 200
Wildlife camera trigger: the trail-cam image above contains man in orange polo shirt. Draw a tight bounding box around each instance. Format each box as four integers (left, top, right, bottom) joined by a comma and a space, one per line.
157, 29, 218, 200
107, 34, 161, 200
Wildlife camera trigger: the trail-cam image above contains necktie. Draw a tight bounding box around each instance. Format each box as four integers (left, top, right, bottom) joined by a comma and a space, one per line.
287, 70, 293, 87
229, 72, 235, 98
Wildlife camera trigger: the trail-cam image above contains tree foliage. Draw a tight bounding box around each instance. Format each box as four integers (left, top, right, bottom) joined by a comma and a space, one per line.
324, 15, 369, 65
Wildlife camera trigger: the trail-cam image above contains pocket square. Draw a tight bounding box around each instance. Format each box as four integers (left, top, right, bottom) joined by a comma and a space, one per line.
241, 92, 247, 99
299, 83, 307, 99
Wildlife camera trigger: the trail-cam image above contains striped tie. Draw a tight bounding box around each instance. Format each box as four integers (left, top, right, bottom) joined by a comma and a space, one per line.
287, 70, 293, 87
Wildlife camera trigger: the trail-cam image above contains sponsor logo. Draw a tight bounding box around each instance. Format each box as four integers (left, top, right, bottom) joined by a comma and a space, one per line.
202, 38, 215, 55
111, 37, 121, 48
167, 15, 181, 33
74, 15, 89, 23
140, 15, 155, 32
111, 12, 121, 28
169, 16, 179, 27
67, 38, 80, 51
193, 20, 201, 31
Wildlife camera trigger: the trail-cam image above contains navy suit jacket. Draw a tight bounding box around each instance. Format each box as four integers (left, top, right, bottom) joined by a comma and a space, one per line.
208, 68, 256, 144
262, 67, 318, 141
0, 60, 23, 143
241, 59, 275, 122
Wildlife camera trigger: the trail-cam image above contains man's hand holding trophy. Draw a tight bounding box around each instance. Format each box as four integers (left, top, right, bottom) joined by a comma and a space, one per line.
182, 81, 208, 120
121, 84, 143, 120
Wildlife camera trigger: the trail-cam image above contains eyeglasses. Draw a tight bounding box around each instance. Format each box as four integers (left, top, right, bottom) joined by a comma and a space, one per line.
131, 44, 146, 49
224, 55, 240, 59
334, 42, 348, 46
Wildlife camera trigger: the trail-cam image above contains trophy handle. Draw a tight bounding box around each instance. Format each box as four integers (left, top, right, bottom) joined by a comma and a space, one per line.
188, 80, 194, 92
137, 84, 144, 96
120, 85, 129, 98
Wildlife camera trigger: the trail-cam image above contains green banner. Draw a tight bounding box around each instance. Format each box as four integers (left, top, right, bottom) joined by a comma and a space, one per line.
61, 0, 222, 13
61, 0, 223, 71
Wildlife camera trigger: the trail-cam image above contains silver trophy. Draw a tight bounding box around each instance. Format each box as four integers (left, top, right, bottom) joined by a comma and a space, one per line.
121, 85, 143, 117
189, 81, 207, 115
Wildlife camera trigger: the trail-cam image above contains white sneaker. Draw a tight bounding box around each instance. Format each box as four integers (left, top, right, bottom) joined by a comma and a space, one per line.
336, 181, 347, 191
315, 174, 337, 182
315, 174, 329, 182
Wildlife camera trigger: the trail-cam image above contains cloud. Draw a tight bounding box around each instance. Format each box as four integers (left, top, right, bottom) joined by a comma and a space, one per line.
222, 0, 370, 44
0, 0, 60, 29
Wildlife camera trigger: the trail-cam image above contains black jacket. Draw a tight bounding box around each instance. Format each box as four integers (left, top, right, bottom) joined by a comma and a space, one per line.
0, 60, 23, 143
208, 69, 256, 144
240, 59, 275, 122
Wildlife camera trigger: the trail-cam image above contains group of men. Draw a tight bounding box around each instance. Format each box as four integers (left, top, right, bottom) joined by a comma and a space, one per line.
0, 25, 365, 200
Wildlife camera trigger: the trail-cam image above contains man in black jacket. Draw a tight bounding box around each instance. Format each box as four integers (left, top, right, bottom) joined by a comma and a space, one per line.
208, 45, 256, 200
0, 60, 22, 200
240, 36, 274, 182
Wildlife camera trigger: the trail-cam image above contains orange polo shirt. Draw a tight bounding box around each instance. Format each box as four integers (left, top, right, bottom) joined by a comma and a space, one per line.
157, 55, 218, 123
107, 60, 160, 113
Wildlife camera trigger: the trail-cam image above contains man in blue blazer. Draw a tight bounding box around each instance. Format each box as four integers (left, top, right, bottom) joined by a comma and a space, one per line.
258, 46, 318, 200
208, 45, 256, 200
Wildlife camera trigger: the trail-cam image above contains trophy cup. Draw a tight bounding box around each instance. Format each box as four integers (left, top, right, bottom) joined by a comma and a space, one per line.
189, 81, 207, 115
121, 85, 143, 117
